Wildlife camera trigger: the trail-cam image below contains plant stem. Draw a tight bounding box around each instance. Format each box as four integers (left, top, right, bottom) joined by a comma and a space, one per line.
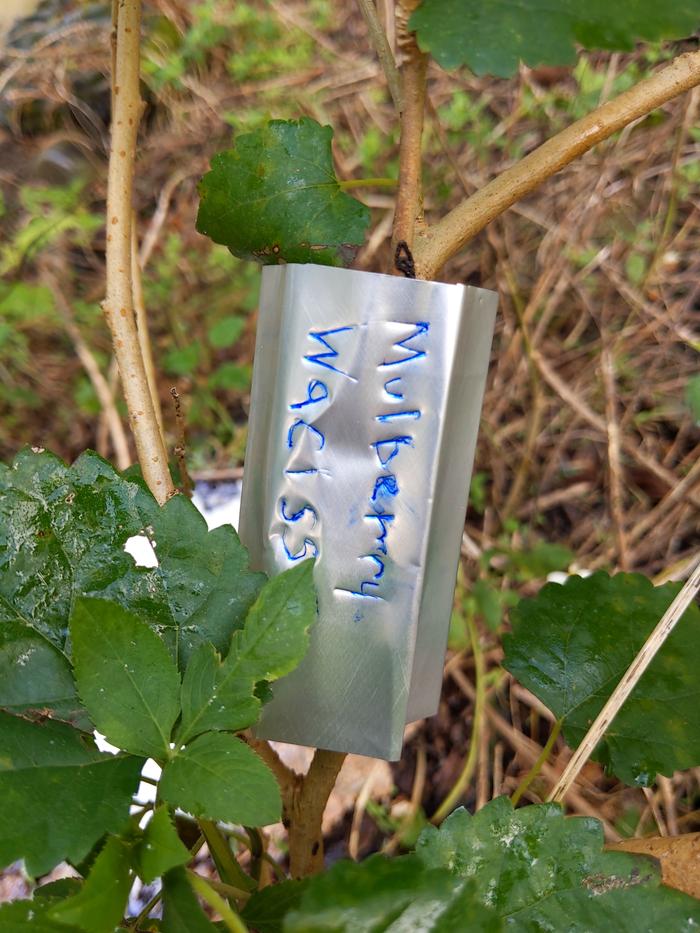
413, 49, 700, 279
356, 0, 402, 111
131, 214, 165, 439
511, 718, 562, 807
338, 177, 398, 190
548, 557, 700, 804
102, 0, 174, 503
187, 871, 248, 933
199, 820, 256, 893
287, 749, 345, 877
132, 887, 163, 928
431, 613, 486, 823
392, 0, 427, 258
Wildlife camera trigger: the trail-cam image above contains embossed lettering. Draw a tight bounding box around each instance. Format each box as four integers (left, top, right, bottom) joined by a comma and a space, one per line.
380, 321, 429, 367
288, 419, 325, 450
305, 326, 356, 379
290, 379, 329, 410
372, 436, 413, 467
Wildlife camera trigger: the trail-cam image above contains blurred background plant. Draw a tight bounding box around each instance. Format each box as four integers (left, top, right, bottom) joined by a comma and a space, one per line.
0, 0, 698, 876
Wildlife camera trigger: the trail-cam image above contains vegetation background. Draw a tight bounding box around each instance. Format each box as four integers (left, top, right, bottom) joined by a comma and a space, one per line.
0, 0, 698, 901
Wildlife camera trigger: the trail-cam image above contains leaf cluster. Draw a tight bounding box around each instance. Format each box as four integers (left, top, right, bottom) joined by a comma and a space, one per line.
0, 448, 317, 929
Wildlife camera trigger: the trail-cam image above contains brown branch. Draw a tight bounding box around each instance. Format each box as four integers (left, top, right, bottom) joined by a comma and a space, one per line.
286, 749, 345, 878
391, 0, 427, 262
413, 49, 700, 279
102, 0, 174, 504
247, 737, 344, 877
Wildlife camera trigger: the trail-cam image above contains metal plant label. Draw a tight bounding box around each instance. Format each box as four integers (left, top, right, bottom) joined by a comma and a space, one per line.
239, 264, 497, 759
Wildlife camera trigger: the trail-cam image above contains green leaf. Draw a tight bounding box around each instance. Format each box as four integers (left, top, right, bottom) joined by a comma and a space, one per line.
233, 560, 317, 681
0, 900, 81, 933
164, 343, 202, 377
136, 805, 190, 883
0, 448, 265, 679
242, 880, 310, 933
34, 880, 83, 902
208, 315, 245, 349
209, 362, 252, 391
196, 118, 371, 267
416, 797, 700, 930
284, 856, 502, 932
71, 597, 180, 759
410, 1, 700, 77
0, 618, 82, 725
177, 642, 260, 744
178, 561, 316, 743
0, 711, 141, 876
160, 732, 281, 826
48, 836, 132, 933
503, 572, 700, 785
162, 868, 218, 933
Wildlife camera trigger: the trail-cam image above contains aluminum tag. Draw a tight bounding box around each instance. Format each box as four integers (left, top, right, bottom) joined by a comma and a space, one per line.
239, 263, 497, 759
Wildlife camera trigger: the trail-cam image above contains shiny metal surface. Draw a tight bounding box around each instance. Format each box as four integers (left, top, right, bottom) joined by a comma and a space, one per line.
239, 264, 497, 759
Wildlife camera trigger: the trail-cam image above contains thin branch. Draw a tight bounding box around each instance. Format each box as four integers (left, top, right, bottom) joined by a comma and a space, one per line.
43, 268, 131, 470
511, 718, 562, 807
392, 0, 427, 260
356, 0, 402, 112
102, 0, 174, 504
600, 342, 629, 570
186, 871, 248, 933
170, 387, 193, 497
431, 616, 486, 823
131, 214, 164, 437
413, 49, 700, 279
548, 557, 700, 804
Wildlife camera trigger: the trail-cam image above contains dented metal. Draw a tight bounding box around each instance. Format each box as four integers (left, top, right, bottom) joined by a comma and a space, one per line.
239, 263, 497, 759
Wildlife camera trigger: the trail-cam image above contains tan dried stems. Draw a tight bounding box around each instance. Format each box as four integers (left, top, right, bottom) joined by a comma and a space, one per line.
103, 0, 173, 503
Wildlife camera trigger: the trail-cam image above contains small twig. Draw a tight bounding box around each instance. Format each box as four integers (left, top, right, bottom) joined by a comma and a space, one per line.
432, 614, 486, 823
549, 557, 700, 804
43, 269, 131, 470
102, 0, 174, 505
348, 760, 385, 859
600, 342, 629, 570
392, 0, 427, 260
170, 387, 193, 497
658, 775, 679, 836
413, 49, 700, 278
451, 668, 621, 840
132, 215, 164, 438
199, 820, 255, 894
511, 719, 562, 807
186, 871, 248, 933
356, 0, 402, 111
642, 786, 669, 837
